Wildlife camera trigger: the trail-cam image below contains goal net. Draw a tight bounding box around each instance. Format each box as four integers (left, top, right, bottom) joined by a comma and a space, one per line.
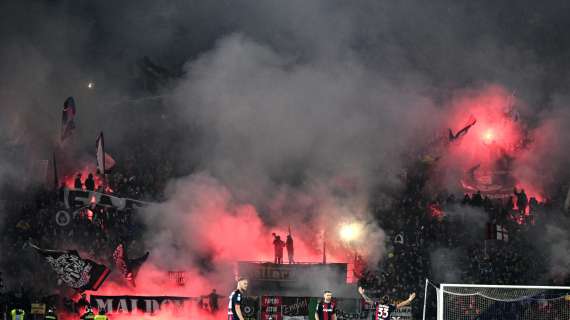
423, 281, 570, 320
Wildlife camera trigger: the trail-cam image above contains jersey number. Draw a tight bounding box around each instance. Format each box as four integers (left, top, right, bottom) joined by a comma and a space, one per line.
377, 306, 389, 319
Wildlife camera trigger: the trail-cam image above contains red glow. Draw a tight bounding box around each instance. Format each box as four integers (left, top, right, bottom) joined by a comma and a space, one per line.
446, 86, 522, 163
512, 183, 544, 220
57, 176, 369, 319
441, 86, 546, 202
78, 203, 348, 319
482, 129, 495, 144
428, 202, 444, 219
63, 166, 105, 190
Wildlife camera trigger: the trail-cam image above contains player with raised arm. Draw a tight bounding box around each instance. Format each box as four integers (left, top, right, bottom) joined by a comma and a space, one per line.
358, 286, 416, 320
228, 278, 248, 320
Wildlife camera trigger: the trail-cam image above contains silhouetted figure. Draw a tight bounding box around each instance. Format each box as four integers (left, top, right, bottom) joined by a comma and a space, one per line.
74, 173, 83, 190
529, 197, 538, 214
514, 188, 528, 214
272, 234, 285, 264
85, 173, 96, 191
208, 289, 222, 312
471, 191, 483, 207
462, 194, 472, 205
286, 234, 295, 264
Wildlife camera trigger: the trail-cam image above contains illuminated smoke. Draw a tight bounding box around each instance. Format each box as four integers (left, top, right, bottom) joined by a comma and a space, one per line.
4, 0, 570, 310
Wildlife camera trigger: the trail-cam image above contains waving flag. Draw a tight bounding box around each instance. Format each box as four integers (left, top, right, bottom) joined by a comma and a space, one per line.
96, 132, 116, 174
113, 243, 149, 287
61, 97, 76, 142
31, 243, 110, 291
448, 115, 477, 142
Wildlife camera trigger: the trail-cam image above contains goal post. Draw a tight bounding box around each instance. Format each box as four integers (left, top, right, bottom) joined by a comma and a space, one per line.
424, 281, 570, 320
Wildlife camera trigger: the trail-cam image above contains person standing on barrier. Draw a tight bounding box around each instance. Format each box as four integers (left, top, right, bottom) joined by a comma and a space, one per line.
272, 234, 285, 264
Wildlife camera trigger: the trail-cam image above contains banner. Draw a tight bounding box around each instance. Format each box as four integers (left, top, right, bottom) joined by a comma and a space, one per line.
261, 296, 282, 320
31, 244, 110, 291
238, 262, 347, 283
282, 297, 310, 317
64, 188, 147, 211
90, 295, 191, 314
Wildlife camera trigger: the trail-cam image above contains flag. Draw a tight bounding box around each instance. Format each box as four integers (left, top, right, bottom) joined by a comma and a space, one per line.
96, 132, 105, 174
113, 243, 149, 287
61, 97, 76, 141
31, 244, 110, 291
96, 132, 116, 174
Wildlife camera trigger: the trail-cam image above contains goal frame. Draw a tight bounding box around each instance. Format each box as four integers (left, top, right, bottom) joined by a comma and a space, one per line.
436, 283, 570, 320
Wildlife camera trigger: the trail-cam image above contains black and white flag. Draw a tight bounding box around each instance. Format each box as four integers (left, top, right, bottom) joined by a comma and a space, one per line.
96, 132, 116, 174
31, 243, 110, 291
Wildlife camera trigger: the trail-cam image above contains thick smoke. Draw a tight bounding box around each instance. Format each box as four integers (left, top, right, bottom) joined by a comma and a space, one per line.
138, 172, 386, 296
3, 0, 570, 306
543, 223, 570, 280
514, 102, 570, 197
169, 32, 437, 207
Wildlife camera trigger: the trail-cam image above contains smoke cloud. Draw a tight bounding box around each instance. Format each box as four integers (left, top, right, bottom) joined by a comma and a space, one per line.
3, 0, 570, 307
543, 224, 570, 280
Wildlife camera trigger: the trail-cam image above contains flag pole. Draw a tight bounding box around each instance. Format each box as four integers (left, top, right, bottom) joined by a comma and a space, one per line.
322, 230, 326, 264
53, 152, 59, 190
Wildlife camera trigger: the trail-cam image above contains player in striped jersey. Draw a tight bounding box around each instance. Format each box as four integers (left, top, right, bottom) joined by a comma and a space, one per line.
358, 286, 415, 320
228, 277, 248, 320
315, 290, 337, 320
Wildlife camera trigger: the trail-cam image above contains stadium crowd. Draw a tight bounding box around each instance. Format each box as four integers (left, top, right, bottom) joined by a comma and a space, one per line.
0, 146, 568, 319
